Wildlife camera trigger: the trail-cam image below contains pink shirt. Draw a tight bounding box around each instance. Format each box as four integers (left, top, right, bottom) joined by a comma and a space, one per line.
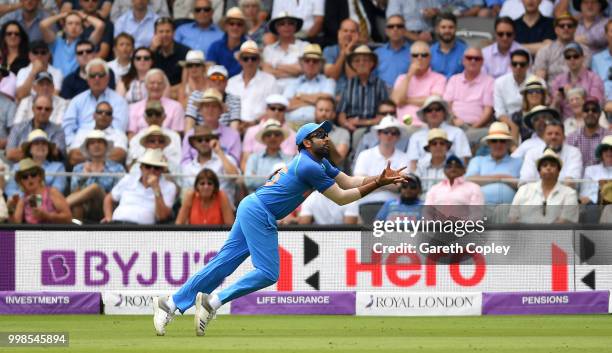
243, 120, 297, 156
127, 97, 186, 134
443, 71, 494, 125
425, 177, 484, 206
551, 69, 605, 118
394, 69, 446, 127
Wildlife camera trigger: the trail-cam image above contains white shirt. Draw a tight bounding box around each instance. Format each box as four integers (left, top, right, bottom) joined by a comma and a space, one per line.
499, 0, 554, 20
107, 59, 130, 79
581, 163, 612, 203
299, 191, 350, 225
406, 122, 472, 161
16, 64, 63, 92
262, 39, 308, 91
271, 0, 324, 35
520, 144, 584, 182
111, 173, 177, 224
509, 181, 578, 223
69, 126, 128, 152
127, 127, 182, 169
13, 95, 68, 126
493, 72, 526, 119
415, 154, 446, 194
227, 70, 280, 122
511, 135, 545, 160
180, 152, 239, 202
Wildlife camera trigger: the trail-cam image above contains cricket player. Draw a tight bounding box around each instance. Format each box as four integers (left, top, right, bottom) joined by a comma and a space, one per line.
153, 121, 407, 336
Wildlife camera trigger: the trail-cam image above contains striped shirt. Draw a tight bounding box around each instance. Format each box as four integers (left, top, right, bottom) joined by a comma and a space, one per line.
337, 74, 389, 120
566, 128, 609, 168
6, 120, 66, 154
185, 90, 241, 126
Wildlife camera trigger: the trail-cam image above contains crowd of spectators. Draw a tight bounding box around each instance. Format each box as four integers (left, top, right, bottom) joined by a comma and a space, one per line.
0, 0, 611, 225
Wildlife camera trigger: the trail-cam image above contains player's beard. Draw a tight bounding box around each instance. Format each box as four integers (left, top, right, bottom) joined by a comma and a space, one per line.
312, 144, 330, 159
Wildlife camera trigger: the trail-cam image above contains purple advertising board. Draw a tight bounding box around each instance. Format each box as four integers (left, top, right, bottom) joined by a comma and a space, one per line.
0, 292, 101, 314
231, 291, 356, 315
0, 231, 15, 291
482, 291, 609, 315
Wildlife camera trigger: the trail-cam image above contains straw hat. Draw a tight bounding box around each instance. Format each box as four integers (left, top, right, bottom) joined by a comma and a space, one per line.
373, 115, 406, 136
255, 119, 290, 144
269, 11, 303, 35
188, 125, 220, 149
416, 95, 450, 122
220, 7, 246, 28
299, 43, 323, 61
234, 40, 260, 60
346, 45, 378, 71
139, 125, 171, 148
519, 76, 547, 93
21, 129, 55, 156
595, 135, 612, 160
80, 129, 113, 159
536, 148, 563, 170
179, 50, 205, 67
423, 128, 452, 152
15, 158, 44, 181
481, 122, 514, 143
601, 181, 612, 204
138, 148, 168, 169
193, 88, 224, 107
524, 105, 561, 130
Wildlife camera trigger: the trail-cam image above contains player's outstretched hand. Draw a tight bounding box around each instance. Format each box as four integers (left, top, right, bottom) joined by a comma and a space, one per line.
376, 161, 407, 186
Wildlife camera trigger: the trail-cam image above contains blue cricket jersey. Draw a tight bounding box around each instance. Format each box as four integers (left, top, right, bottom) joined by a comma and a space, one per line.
255, 150, 340, 220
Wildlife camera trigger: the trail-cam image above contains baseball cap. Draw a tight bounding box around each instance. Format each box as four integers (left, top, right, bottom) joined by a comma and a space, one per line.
444, 155, 464, 168
34, 71, 53, 84
401, 173, 422, 189
563, 42, 583, 56
266, 94, 289, 107
295, 121, 332, 146
207, 65, 228, 78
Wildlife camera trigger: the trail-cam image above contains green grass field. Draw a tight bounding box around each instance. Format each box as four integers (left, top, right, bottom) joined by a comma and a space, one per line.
0, 314, 611, 352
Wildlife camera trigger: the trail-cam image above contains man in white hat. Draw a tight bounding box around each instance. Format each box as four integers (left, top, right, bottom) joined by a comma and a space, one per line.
241, 93, 297, 170
67, 129, 126, 223
207, 7, 248, 77
174, 0, 224, 54
511, 104, 559, 159
271, 0, 323, 39
465, 122, 523, 204
227, 40, 281, 124
151, 17, 191, 88
244, 119, 292, 192
284, 44, 335, 124
103, 148, 177, 224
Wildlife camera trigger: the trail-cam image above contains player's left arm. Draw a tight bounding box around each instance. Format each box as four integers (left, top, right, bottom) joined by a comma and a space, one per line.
335, 172, 382, 190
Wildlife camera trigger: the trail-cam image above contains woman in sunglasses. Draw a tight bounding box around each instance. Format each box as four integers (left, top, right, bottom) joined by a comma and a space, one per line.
11, 158, 71, 224
176, 168, 234, 225
0, 20, 29, 75
510, 76, 549, 143
117, 47, 154, 103
177, 50, 207, 109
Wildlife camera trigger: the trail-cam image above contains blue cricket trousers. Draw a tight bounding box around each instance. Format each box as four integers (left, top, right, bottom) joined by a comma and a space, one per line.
172, 194, 280, 313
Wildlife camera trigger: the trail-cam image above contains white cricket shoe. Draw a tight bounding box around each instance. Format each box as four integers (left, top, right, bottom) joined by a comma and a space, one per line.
194, 292, 216, 336
153, 296, 175, 336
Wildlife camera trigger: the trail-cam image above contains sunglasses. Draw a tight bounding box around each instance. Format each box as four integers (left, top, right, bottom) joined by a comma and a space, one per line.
583, 107, 601, 113
263, 131, 283, 138
135, 55, 152, 61
386, 24, 404, 29
88, 72, 106, 79
208, 74, 226, 82
145, 109, 163, 116
400, 182, 418, 189
146, 137, 167, 144
303, 58, 320, 64
227, 20, 244, 27
35, 106, 52, 112
424, 106, 444, 113
268, 106, 286, 112
96, 109, 113, 116
429, 140, 448, 146
411, 52, 429, 58
155, 17, 173, 26
378, 110, 396, 116
564, 53, 581, 60
525, 89, 544, 95
192, 136, 217, 143
445, 163, 463, 169
308, 130, 328, 140
241, 55, 259, 62
5, 31, 20, 37
194, 6, 212, 13
186, 63, 203, 68
380, 130, 400, 136
464, 55, 483, 62
277, 19, 297, 27
488, 139, 507, 144
557, 23, 575, 29
511, 61, 528, 68
496, 31, 514, 37
77, 49, 94, 56
20, 171, 40, 180
31, 50, 48, 55
142, 164, 163, 172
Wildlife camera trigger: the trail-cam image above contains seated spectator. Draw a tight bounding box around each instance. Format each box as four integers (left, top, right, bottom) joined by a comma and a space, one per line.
151, 17, 190, 88
40, 11, 105, 77
244, 119, 292, 192
566, 97, 610, 167
533, 14, 590, 88
574, 0, 608, 53
551, 42, 604, 118
62, 58, 128, 147
177, 50, 207, 110
111, 0, 169, 22
113, 0, 159, 48
74, 0, 115, 59
512, 0, 556, 54
466, 122, 523, 204
107, 33, 134, 79
580, 135, 612, 204
185, 65, 241, 130
0, 21, 30, 75
14, 72, 68, 126
415, 128, 451, 194
226, 40, 280, 125
128, 115, 181, 174
520, 119, 583, 182
407, 95, 471, 172
322, 19, 360, 97
386, 0, 439, 43
494, 50, 533, 141
298, 191, 352, 225
61, 0, 112, 19
240, 0, 270, 47
262, 12, 307, 91
444, 47, 495, 146
271, 0, 323, 41
392, 41, 446, 128
6, 130, 67, 198
430, 13, 467, 80
116, 47, 154, 104
374, 15, 410, 89
10, 158, 71, 224
376, 173, 423, 221
67, 130, 126, 222
60, 39, 117, 100
241, 94, 297, 170
0, 0, 51, 42
174, 0, 223, 54
483, 17, 525, 79
0, 85, 16, 149
68, 101, 128, 166
15, 41, 63, 101
182, 88, 242, 164
509, 77, 549, 145
181, 125, 240, 203
284, 44, 335, 125
175, 168, 234, 225
591, 20, 612, 101
0, 63, 17, 99
562, 86, 586, 134
352, 100, 407, 162
509, 148, 579, 223
127, 69, 185, 138
313, 96, 349, 167
337, 45, 389, 145
207, 7, 247, 78
103, 148, 176, 224
6, 95, 65, 163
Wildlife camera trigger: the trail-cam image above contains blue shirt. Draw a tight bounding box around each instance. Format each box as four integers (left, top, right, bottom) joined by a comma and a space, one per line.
51, 36, 79, 77
70, 160, 126, 193
283, 74, 336, 123
114, 9, 158, 48
592, 49, 612, 100
62, 88, 129, 146
174, 22, 224, 54
255, 150, 340, 220
375, 42, 411, 88
322, 45, 348, 96
430, 40, 467, 79
5, 160, 67, 197
465, 154, 522, 204
376, 198, 423, 221
207, 34, 246, 78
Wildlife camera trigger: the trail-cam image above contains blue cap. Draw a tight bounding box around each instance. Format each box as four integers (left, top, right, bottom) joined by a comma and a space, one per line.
444, 155, 464, 168
295, 121, 333, 145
